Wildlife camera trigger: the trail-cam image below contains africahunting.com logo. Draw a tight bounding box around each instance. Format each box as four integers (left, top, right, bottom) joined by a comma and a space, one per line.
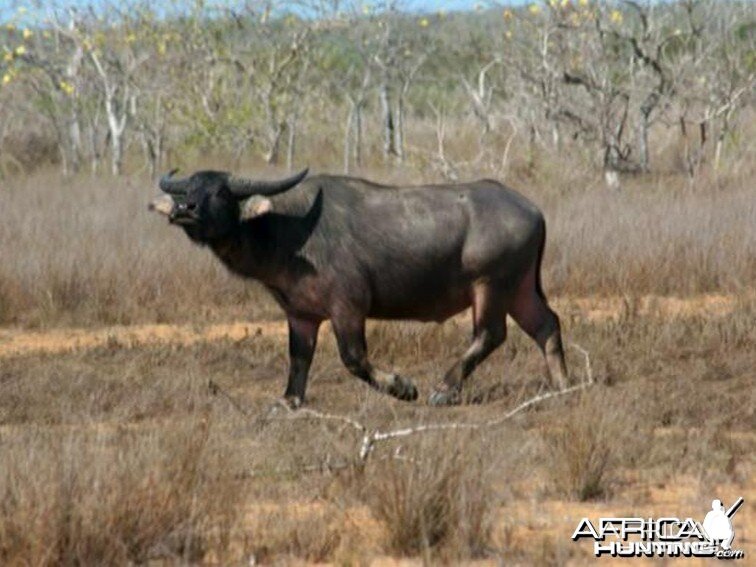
572, 497, 745, 559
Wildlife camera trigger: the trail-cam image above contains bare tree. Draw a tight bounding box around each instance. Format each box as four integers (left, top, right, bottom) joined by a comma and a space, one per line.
674, 0, 755, 176
342, 63, 372, 173
59, 6, 149, 175
369, 4, 430, 163
0, 0, 752, 183
17, 8, 86, 175
227, 5, 315, 166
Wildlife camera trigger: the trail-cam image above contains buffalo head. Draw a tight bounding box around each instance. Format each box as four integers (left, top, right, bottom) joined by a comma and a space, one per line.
149, 168, 309, 242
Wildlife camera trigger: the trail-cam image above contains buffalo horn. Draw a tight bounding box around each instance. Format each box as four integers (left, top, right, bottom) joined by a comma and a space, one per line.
159, 169, 190, 195
227, 168, 309, 198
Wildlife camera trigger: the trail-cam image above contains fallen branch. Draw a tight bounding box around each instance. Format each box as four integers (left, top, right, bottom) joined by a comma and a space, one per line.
358, 382, 590, 458
267, 400, 367, 435
359, 342, 594, 459
208, 343, 594, 466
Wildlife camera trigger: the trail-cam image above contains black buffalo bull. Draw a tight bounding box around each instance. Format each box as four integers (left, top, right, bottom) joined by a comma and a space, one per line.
149, 169, 569, 406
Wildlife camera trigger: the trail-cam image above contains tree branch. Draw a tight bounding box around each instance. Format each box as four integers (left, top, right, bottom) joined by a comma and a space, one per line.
209, 344, 595, 469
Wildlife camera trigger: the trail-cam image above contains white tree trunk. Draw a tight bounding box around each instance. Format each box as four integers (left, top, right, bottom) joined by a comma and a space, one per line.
394, 96, 404, 162
105, 101, 127, 176
286, 117, 296, 172
379, 83, 396, 160
343, 101, 354, 174
354, 104, 363, 167
265, 123, 283, 165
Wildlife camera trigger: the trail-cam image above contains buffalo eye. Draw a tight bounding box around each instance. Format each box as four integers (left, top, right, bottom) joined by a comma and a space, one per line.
187, 202, 197, 211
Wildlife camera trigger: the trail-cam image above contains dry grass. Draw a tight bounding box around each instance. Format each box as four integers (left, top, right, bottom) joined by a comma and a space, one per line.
541, 172, 756, 296
0, 157, 753, 327
0, 418, 240, 565
543, 390, 652, 501
0, 172, 270, 328
245, 507, 343, 564
362, 434, 497, 559
0, 299, 753, 563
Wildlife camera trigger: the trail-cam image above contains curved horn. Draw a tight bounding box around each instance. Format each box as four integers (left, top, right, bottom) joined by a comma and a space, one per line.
159, 168, 190, 195
228, 167, 309, 198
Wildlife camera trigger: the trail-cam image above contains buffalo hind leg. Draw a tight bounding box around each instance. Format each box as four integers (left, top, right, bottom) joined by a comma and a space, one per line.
509, 266, 569, 390
282, 317, 322, 408
332, 316, 418, 401
428, 282, 507, 406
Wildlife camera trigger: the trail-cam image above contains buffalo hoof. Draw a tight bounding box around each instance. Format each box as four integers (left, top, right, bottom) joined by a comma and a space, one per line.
387, 375, 419, 402
268, 395, 303, 416
283, 395, 304, 409
427, 385, 461, 407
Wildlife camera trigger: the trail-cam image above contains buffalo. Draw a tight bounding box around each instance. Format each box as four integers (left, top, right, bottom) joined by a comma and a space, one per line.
149, 168, 569, 407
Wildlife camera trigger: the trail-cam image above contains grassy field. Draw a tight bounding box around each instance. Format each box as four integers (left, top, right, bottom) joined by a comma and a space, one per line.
0, 159, 754, 564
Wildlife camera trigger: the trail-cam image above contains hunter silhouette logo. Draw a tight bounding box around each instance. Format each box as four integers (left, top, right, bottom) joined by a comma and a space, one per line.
572, 497, 745, 559
703, 498, 743, 551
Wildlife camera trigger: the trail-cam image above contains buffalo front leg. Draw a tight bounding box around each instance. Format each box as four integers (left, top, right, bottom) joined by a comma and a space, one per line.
332, 316, 418, 401
282, 317, 321, 408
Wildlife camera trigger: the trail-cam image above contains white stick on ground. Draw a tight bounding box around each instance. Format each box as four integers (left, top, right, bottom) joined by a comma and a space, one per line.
210, 343, 594, 466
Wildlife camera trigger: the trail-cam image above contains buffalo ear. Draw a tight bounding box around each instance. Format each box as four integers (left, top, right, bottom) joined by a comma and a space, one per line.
239, 195, 273, 221
149, 194, 174, 217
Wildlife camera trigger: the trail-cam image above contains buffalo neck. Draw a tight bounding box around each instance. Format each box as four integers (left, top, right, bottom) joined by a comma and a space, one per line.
208, 213, 314, 286
209, 187, 322, 286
